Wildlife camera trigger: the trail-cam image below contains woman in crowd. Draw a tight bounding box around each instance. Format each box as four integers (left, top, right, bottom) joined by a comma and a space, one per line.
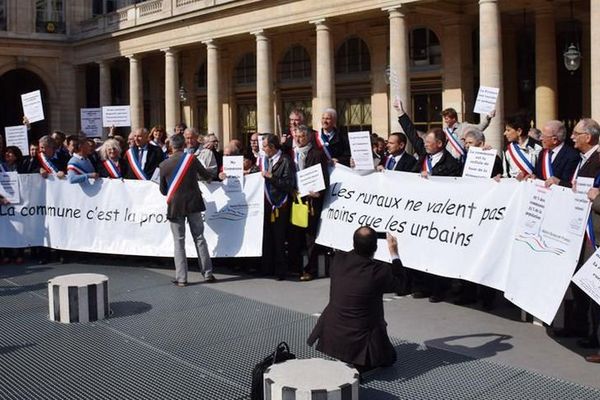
148, 125, 168, 154
97, 138, 127, 179
1, 146, 25, 264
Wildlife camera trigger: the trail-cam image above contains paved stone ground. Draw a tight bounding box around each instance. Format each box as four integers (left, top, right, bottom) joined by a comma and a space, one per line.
1, 260, 599, 399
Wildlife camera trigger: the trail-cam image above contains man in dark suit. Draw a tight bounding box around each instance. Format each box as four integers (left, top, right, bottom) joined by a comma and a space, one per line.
534, 120, 580, 188
287, 125, 330, 281
376, 132, 416, 172
124, 128, 164, 180
159, 134, 215, 286
261, 133, 296, 280
315, 108, 351, 167
307, 227, 404, 372
555, 118, 600, 344
394, 99, 461, 302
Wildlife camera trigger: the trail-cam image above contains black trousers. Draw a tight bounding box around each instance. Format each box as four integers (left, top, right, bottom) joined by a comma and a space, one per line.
287, 201, 322, 276
261, 203, 290, 278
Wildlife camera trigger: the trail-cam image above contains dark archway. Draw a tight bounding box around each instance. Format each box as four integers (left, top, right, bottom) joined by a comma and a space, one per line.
0, 69, 50, 141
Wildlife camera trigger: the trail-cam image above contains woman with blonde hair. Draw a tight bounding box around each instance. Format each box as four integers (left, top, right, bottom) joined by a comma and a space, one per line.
148, 125, 168, 154
97, 138, 127, 179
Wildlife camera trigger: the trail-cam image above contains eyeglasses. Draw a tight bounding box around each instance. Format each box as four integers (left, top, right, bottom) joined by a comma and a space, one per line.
572, 130, 587, 136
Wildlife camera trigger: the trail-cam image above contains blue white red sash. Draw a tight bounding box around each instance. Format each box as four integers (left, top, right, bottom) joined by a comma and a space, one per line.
125, 148, 148, 180
103, 160, 121, 179
422, 156, 432, 174
444, 127, 465, 157
67, 163, 88, 175
315, 130, 332, 160
256, 155, 266, 172
38, 153, 59, 174
166, 153, 195, 204
540, 149, 554, 180
506, 142, 535, 175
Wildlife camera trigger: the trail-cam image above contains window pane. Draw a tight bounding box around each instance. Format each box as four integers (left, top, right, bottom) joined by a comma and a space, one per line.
235, 53, 256, 85
336, 38, 371, 75
0, 0, 6, 31
36, 0, 65, 33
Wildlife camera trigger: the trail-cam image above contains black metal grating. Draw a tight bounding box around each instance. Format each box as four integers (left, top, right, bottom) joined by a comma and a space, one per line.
1, 264, 600, 400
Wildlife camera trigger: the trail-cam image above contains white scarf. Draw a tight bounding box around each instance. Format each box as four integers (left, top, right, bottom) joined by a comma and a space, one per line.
294, 143, 312, 171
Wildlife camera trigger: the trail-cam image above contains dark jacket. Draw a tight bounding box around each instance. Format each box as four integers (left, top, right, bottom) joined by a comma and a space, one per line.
316, 128, 351, 167
265, 152, 295, 207
534, 144, 580, 187
159, 151, 212, 219
299, 146, 330, 227
308, 251, 403, 368
378, 152, 417, 172
30, 151, 69, 173
124, 144, 164, 180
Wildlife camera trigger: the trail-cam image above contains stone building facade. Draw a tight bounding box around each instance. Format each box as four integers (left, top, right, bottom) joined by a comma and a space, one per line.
0, 0, 596, 149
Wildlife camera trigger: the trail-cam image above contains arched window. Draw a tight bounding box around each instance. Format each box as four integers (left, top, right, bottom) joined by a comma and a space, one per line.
36, 0, 65, 33
279, 45, 311, 81
335, 37, 371, 74
409, 28, 441, 67
235, 52, 256, 86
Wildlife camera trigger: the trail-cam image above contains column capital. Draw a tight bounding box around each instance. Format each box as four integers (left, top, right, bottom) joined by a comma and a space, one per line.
479, 0, 498, 5
96, 60, 110, 66
125, 54, 142, 61
310, 18, 328, 27
251, 29, 269, 39
161, 47, 179, 56
383, 5, 406, 18
202, 38, 218, 47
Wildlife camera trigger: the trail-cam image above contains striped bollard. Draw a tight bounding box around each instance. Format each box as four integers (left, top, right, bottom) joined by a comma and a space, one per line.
264, 358, 359, 400
48, 273, 110, 323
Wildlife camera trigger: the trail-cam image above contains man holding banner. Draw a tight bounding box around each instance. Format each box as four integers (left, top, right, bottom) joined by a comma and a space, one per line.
124, 128, 164, 180
35, 135, 68, 179
533, 120, 580, 188
159, 134, 216, 287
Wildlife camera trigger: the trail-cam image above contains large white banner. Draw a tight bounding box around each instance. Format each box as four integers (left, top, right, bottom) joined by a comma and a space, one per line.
316, 166, 587, 324
0, 174, 264, 257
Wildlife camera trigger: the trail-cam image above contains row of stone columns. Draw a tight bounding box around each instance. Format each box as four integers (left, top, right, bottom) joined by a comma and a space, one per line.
95, 0, 587, 149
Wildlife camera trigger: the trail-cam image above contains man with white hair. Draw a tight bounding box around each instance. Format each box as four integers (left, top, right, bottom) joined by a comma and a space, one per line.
123, 128, 164, 180
183, 128, 218, 178
533, 120, 580, 187
315, 108, 351, 166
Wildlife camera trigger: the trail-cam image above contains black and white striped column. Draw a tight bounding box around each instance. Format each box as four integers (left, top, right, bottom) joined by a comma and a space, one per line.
48, 273, 109, 323
264, 358, 359, 400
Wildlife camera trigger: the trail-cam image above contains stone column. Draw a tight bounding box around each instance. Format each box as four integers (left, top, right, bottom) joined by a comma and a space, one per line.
162, 47, 179, 135
253, 30, 274, 133
535, 4, 557, 126
591, 1, 600, 121
479, 0, 504, 150
386, 6, 410, 133
97, 60, 111, 139
127, 54, 143, 130
204, 40, 221, 137
311, 19, 335, 120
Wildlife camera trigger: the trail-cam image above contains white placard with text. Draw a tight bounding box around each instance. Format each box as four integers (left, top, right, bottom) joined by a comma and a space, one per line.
102, 106, 131, 127
474, 86, 499, 115
21, 90, 45, 123
4, 125, 29, 156
348, 131, 374, 170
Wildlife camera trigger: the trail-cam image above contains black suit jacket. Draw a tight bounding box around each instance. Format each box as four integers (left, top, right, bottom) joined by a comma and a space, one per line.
159, 151, 212, 220
307, 250, 403, 368
378, 152, 417, 172
265, 152, 295, 206
124, 144, 165, 180
317, 128, 351, 167
414, 150, 462, 177
534, 144, 581, 187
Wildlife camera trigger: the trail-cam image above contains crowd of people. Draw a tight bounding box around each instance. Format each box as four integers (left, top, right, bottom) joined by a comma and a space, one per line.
1, 101, 600, 363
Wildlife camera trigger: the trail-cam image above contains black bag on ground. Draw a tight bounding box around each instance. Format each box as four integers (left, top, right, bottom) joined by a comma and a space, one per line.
250, 341, 296, 400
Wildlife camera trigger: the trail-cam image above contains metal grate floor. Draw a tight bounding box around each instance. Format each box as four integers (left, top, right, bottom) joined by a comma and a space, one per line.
1, 264, 599, 400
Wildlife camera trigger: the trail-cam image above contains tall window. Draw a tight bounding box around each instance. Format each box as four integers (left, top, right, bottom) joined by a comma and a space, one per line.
197, 63, 207, 89
235, 53, 256, 86
36, 0, 65, 33
0, 0, 6, 31
336, 97, 372, 134
409, 28, 441, 67
279, 45, 311, 82
335, 37, 371, 75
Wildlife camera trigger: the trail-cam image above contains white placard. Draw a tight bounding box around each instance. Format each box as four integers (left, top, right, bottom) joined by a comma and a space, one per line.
474, 86, 500, 115
572, 247, 600, 306
348, 131, 374, 170
102, 106, 131, 127
570, 177, 594, 235
21, 90, 45, 123
80, 108, 103, 137
222, 155, 244, 193
0, 172, 20, 204
462, 147, 497, 179
296, 164, 326, 197
4, 125, 29, 156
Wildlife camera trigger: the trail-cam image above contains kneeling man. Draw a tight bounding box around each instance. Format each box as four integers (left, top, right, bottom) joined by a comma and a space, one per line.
307, 227, 403, 372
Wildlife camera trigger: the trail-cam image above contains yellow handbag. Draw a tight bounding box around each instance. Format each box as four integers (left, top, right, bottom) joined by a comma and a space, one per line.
290, 194, 309, 228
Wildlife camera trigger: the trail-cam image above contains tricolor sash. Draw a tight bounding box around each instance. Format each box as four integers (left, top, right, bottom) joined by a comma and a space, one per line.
256, 155, 266, 172
315, 130, 332, 160
540, 149, 554, 180
422, 156, 432, 174
264, 181, 288, 222
506, 142, 535, 176
102, 160, 122, 179
586, 215, 597, 249
38, 153, 59, 174
67, 163, 89, 175
444, 127, 465, 158
125, 148, 148, 180
166, 153, 195, 204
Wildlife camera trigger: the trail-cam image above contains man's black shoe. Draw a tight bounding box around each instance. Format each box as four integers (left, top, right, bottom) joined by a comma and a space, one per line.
205, 275, 217, 283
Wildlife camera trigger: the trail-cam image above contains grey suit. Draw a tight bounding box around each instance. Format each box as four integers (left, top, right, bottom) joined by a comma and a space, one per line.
159, 151, 214, 283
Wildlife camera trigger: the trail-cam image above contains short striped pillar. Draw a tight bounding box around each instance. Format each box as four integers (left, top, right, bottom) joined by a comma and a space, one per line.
264, 358, 359, 400
48, 273, 110, 323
